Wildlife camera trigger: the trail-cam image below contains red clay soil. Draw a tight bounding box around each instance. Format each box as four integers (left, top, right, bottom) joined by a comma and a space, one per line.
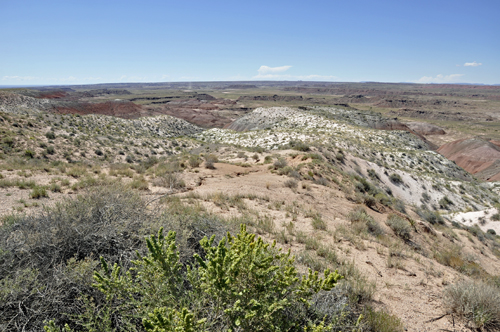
437, 138, 500, 180
54, 101, 148, 119
36, 91, 68, 99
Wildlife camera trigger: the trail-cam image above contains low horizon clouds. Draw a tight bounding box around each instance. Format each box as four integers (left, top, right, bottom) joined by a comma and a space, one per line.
416, 74, 464, 84
464, 61, 482, 67
254, 65, 337, 81
257, 65, 292, 74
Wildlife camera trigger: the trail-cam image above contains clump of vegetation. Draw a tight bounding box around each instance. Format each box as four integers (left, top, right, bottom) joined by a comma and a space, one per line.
363, 306, 404, 332
416, 206, 444, 225
348, 207, 384, 237
45, 131, 56, 139
438, 196, 454, 210
443, 280, 500, 330
273, 157, 288, 169
204, 154, 218, 169
389, 173, 403, 184
284, 178, 298, 189
30, 186, 48, 199
44, 224, 344, 331
386, 214, 411, 241
188, 154, 202, 168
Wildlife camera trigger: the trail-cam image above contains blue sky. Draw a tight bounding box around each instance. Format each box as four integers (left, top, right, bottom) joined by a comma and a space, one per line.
1, 0, 499, 85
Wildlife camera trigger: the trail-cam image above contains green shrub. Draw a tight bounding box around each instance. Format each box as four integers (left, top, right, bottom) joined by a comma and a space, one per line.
45, 132, 56, 139
416, 206, 444, 225
389, 173, 403, 184
386, 214, 411, 241
264, 155, 273, 164
367, 169, 380, 181
30, 186, 48, 199
363, 307, 404, 332
24, 149, 35, 158
46, 146, 56, 155
438, 196, 454, 210
130, 176, 149, 190
71, 225, 343, 332
204, 154, 218, 169
274, 157, 288, 169
284, 178, 298, 189
188, 154, 201, 168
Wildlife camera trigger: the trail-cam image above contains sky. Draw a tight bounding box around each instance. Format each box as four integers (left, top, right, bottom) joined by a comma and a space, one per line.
1, 0, 499, 85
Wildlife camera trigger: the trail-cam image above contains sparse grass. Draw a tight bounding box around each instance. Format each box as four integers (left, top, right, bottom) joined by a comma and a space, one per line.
130, 175, 149, 190
311, 214, 327, 231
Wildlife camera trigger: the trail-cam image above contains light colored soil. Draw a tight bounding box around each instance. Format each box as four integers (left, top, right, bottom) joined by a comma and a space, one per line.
1, 151, 499, 331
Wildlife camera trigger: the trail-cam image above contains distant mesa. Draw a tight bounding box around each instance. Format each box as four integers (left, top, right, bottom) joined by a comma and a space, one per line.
237, 95, 304, 102
437, 138, 500, 181
224, 84, 258, 89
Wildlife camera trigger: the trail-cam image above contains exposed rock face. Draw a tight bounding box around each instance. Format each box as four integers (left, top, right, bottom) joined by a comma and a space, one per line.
437, 138, 500, 181
405, 122, 446, 135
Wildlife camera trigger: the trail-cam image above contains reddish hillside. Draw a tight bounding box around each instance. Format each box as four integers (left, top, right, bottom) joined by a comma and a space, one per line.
437, 138, 500, 181
54, 101, 147, 119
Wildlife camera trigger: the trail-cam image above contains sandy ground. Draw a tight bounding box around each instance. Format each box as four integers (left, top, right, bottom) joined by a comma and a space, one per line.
451, 208, 500, 234
1, 151, 499, 331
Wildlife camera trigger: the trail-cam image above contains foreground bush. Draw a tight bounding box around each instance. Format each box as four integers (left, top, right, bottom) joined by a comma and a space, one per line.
443, 280, 500, 330
0, 185, 151, 331
46, 225, 344, 331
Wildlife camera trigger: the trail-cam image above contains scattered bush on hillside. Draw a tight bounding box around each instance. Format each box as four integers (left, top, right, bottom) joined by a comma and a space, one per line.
24, 149, 35, 158
274, 157, 288, 169
438, 196, 454, 210
46, 146, 56, 155
416, 205, 444, 225
389, 173, 403, 184
367, 169, 380, 181
348, 207, 384, 237
363, 306, 404, 332
284, 178, 298, 190
443, 280, 500, 330
45, 132, 56, 139
386, 214, 411, 241
204, 154, 218, 169
188, 154, 201, 168
289, 140, 310, 152
30, 186, 48, 199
